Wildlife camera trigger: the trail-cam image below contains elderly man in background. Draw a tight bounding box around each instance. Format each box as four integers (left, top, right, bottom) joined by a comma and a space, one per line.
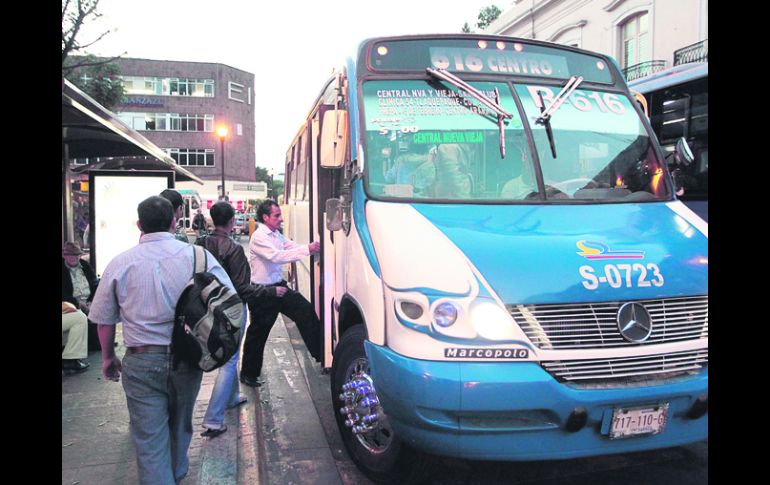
62, 241, 101, 351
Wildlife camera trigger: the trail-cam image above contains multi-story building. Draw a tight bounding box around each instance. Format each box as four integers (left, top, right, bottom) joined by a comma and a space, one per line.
72, 57, 257, 200
484, 0, 708, 81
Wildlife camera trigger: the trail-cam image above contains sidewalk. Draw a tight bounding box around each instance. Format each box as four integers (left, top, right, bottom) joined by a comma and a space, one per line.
62, 324, 260, 485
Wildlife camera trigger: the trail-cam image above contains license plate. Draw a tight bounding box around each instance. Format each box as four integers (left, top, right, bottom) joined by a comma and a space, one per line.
609, 404, 668, 439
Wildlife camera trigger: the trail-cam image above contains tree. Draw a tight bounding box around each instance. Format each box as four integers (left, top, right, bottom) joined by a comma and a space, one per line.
62, 0, 124, 70
462, 22, 473, 33
62, 1, 127, 109
255, 167, 270, 184
272, 180, 285, 199
65, 55, 125, 110
255, 166, 284, 200
476, 5, 502, 31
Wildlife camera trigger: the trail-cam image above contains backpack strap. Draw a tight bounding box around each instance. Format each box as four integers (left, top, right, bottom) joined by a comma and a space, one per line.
192, 244, 207, 276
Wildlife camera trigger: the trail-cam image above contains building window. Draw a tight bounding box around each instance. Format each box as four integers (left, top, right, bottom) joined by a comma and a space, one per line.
621, 12, 650, 68
121, 76, 214, 97
118, 112, 214, 132
236, 123, 243, 136
122, 76, 163, 95
168, 78, 214, 97
166, 148, 215, 167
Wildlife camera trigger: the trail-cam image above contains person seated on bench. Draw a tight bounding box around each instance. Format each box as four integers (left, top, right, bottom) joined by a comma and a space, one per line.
62, 301, 89, 373
62, 241, 101, 350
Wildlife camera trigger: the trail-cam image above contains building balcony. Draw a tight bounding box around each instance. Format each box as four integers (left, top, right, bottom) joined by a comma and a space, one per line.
622, 60, 667, 82
674, 39, 708, 66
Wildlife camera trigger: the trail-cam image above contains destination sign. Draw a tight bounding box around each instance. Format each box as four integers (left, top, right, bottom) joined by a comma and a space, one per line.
367, 38, 615, 84
430, 47, 569, 78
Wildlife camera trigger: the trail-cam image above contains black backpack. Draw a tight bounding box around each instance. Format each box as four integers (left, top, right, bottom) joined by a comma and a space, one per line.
172, 245, 244, 372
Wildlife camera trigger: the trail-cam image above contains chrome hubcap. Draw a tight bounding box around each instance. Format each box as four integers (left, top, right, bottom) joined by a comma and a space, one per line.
339, 357, 393, 453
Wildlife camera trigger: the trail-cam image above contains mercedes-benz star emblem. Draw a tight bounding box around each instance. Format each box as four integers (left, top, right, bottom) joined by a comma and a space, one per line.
617, 302, 653, 343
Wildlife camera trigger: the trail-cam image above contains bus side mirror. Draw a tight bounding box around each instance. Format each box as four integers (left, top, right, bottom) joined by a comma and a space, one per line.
320, 110, 348, 169
667, 137, 694, 167
674, 137, 694, 166
326, 198, 342, 231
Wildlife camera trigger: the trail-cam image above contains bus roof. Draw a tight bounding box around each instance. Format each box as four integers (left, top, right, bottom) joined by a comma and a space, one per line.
628, 62, 707, 93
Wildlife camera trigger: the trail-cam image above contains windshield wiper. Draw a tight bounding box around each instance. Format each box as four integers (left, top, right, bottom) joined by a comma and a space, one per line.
426, 67, 513, 158
535, 76, 583, 159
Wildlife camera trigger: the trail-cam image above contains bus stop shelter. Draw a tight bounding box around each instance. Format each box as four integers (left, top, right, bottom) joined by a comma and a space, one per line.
62, 78, 202, 243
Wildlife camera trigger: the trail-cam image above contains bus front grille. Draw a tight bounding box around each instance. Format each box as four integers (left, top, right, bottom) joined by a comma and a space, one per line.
508, 295, 708, 350
541, 349, 708, 385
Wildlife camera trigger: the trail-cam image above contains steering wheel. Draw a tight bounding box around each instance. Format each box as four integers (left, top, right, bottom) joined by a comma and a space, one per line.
550, 177, 594, 194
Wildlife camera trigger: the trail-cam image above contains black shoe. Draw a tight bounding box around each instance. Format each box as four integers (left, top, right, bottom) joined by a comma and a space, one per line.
239, 375, 262, 387
62, 359, 90, 373
200, 425, 227, 438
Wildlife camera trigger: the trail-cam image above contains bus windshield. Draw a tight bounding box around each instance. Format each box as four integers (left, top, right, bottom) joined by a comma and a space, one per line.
363, 79, 671, 202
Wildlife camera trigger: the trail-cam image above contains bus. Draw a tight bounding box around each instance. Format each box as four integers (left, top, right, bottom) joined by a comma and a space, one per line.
283, 34, 708, 482
629, 62, 708, 221
176, 188, 202, 231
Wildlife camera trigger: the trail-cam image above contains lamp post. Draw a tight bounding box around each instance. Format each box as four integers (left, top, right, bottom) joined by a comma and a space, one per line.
217, 126, 228, 200
269, 169, 275, 200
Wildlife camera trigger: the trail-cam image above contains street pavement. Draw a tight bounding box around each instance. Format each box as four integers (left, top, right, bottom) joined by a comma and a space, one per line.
61, 321, 261, 485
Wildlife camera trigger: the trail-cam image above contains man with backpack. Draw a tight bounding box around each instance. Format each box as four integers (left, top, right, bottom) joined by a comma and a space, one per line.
194, 201, 284, 438
88, 195, 234, 485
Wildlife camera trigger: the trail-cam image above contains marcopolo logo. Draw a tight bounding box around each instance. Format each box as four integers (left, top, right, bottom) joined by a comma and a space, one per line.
444, 348, 529, 359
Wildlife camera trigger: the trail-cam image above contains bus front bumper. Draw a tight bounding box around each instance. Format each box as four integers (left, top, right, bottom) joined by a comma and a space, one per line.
365, 342, 708, 461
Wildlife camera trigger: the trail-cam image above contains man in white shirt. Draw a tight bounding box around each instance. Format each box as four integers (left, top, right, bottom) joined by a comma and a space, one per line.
241, 200, 321, 387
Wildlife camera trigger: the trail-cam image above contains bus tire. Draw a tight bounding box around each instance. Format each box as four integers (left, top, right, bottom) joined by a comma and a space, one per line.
331, 324, 426, 484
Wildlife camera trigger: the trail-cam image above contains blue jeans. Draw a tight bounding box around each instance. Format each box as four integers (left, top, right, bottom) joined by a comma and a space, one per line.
202, 305, 247, 430
121, 352, 203, 485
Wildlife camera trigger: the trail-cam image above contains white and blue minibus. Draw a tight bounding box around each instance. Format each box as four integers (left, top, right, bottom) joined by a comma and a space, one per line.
282, 34, 707, 483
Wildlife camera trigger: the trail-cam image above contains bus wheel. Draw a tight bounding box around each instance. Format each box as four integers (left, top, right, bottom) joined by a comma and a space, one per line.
331, 325, 424, 484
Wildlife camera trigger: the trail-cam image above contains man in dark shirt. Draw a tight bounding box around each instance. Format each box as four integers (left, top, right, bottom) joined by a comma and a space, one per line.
192, 209, 207, 237
195, 201, 283, 437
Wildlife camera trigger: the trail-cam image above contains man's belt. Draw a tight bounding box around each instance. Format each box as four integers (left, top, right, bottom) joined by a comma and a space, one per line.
126, 345, 171, 354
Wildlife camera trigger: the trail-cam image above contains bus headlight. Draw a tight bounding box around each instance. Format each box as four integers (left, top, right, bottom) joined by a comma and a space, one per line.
433, 301, 459, 327
470, 301, 516, 340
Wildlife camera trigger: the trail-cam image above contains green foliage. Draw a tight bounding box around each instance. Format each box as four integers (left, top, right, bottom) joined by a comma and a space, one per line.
64, 55, 125, 110
272, 180, 285, 198
462, 22, 473, 33
476, 5, 502, 30
255, 166, 284, 199
255, 166, 270, 183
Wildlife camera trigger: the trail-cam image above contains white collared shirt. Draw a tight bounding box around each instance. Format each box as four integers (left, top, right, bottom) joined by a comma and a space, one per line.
248, 223, 310, 284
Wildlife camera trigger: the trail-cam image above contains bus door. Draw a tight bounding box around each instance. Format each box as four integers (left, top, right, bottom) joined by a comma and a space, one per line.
317, 102, 347, 368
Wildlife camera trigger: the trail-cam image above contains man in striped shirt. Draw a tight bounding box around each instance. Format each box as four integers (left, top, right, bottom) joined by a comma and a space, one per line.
89, 195, 233, 485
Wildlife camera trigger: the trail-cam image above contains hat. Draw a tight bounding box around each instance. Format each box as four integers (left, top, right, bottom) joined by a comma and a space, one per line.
62, 241, 84, 256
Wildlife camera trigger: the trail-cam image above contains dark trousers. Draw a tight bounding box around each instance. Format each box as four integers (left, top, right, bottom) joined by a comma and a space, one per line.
241, 288, 321, 379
